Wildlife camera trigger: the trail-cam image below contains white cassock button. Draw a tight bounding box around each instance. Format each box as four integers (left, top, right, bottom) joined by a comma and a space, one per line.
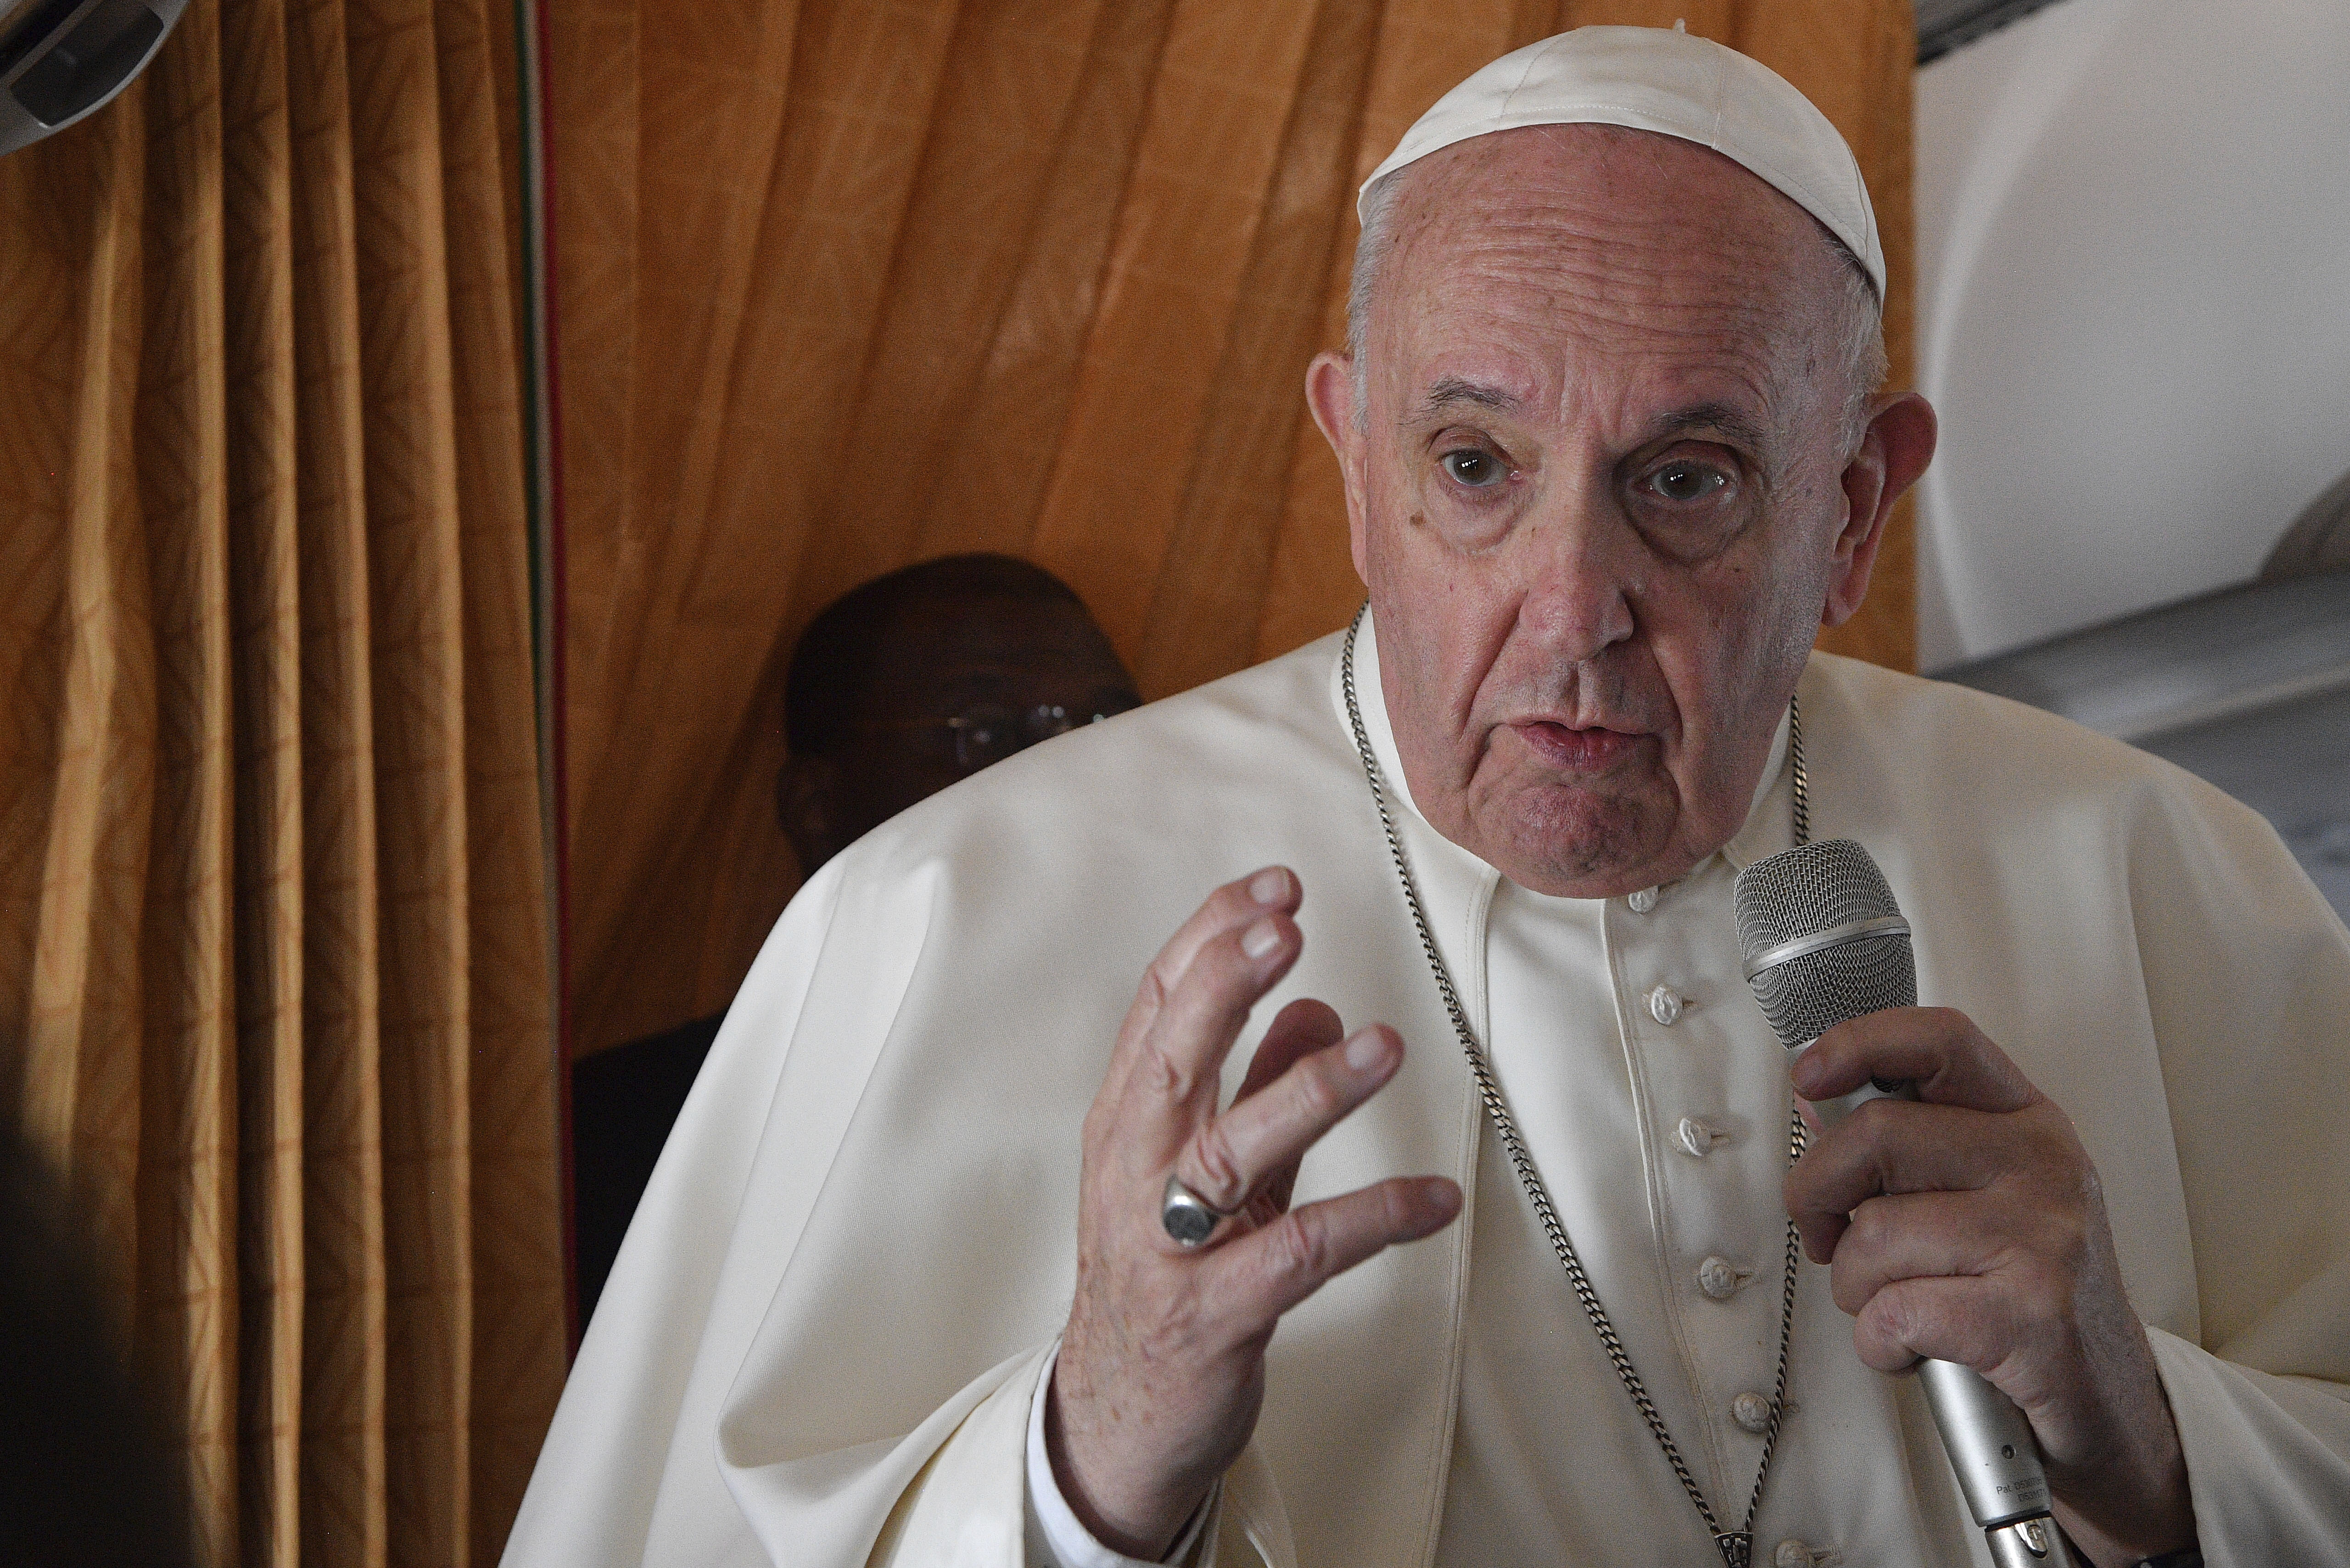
1774, 1540, 1838, 1567
1628, 886, 1659, 913
1698, 1255, 1754, 1299
1732, 1392, 1774, 1433
1675, 1116, 1725, 1158
1647, 985, 1684, 1026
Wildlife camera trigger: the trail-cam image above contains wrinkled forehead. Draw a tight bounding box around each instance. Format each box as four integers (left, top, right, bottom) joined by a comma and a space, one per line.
1373, 125, 1844, 426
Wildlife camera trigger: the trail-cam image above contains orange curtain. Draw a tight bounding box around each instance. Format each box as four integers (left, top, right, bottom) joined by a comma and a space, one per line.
0, 0, 565, 1561
551, 0, 1917, 1058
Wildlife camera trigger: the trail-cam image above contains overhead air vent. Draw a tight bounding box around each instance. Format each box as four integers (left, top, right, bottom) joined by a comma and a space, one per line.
0, 0, 188, 158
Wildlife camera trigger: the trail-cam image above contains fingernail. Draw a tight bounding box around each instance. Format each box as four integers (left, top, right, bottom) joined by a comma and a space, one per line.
1241, 918, 1282, 959
1344, 1029, 1390, 1072
1249, 868, 1288, 906
1789, 1040, 1818, 1089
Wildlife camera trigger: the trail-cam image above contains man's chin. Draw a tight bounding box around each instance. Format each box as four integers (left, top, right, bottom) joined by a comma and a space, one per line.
1467, 784, 1683, 898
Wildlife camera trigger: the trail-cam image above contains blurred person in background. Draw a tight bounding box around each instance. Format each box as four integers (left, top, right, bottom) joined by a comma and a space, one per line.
570, 554, 1139, 1320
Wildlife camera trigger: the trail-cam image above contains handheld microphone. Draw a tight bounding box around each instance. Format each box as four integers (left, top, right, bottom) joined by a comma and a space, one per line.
1734, 839, 2073, 1568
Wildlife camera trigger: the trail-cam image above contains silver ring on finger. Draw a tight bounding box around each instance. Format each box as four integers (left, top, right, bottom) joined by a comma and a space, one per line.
1160, 1173, 1234, 1249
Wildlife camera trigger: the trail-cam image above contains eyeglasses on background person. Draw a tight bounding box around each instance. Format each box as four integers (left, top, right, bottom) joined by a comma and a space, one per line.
943, 692, 1142, 773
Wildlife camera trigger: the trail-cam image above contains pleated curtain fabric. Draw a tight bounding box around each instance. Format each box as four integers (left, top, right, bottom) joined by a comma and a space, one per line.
0, 0, 565, 1562
549, 0, 1919, 1059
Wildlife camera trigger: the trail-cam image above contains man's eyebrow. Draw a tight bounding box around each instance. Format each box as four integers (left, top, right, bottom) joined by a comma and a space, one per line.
1405, 385, 1771, 450
1648, 401, 1770, 450
1411, 377, 1523, 421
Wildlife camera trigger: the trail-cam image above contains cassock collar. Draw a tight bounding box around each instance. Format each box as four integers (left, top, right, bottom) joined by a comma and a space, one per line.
1329, 609, 1796, 884
1721, 695, 1796, 873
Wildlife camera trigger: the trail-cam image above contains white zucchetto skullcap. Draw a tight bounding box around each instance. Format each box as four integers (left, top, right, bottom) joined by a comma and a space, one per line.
1360, 24, 1884, 298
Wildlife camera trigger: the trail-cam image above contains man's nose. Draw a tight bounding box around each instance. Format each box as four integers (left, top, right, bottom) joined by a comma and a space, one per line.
1513, 493, 1637, 663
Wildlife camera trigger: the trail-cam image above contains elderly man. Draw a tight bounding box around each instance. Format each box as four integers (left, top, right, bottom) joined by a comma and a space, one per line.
505, 28, 2350, 1568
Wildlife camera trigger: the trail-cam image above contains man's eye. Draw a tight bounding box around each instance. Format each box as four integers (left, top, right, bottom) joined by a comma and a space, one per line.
1441, 449, 1506, 488
1647, 461, 1729, 502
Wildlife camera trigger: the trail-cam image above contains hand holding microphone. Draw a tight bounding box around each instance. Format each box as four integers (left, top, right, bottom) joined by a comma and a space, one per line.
1735, 841, 2196, 1568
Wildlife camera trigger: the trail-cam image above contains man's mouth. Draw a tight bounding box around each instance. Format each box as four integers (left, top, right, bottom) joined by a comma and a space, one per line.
1512, 720, 1642, 771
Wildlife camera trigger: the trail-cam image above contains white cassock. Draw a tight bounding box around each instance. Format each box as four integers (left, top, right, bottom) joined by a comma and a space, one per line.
505, 617, 2350, 1568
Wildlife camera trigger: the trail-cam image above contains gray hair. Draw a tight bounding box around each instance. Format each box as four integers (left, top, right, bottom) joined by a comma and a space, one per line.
1344, 166, 1887, 447
1344, 171, 1407, 428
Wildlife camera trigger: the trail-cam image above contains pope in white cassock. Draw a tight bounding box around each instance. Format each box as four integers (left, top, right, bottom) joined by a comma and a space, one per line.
506, 28, 2350, 1568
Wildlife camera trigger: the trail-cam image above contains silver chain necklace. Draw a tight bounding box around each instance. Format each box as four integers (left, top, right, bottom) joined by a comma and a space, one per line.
1340, 607, 1810, 1568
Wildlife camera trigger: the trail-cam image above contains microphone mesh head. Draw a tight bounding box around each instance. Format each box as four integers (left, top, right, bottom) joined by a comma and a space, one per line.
1733, 838, 1916, 1049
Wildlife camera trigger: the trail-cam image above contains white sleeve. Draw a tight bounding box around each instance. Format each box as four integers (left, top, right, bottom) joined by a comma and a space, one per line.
2120, 778, 2350, 1562
1026, 1345, 1217, 1568
2146, 1329, 2350, 1567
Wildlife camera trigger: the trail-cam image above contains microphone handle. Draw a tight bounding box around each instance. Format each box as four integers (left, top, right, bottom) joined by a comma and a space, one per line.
1809, 1078, 2076, 1568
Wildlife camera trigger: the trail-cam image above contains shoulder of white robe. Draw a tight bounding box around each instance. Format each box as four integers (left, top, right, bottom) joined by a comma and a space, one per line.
504, 857, 858, 1567
677, 627, 1379, 1559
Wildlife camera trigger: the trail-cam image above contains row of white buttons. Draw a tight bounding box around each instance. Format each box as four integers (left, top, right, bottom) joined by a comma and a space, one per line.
1631, 888, 1831, 1568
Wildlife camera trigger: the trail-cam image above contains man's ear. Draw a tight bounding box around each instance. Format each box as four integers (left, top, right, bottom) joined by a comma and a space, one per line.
777, 754, 840, 876
1305, 350, 1372, 582
1822, 391, 1938, 629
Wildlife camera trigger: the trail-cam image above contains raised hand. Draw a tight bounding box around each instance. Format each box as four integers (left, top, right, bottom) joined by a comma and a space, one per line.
1048, 866, 1461, 1558
1785, 1006, 2196, 1566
